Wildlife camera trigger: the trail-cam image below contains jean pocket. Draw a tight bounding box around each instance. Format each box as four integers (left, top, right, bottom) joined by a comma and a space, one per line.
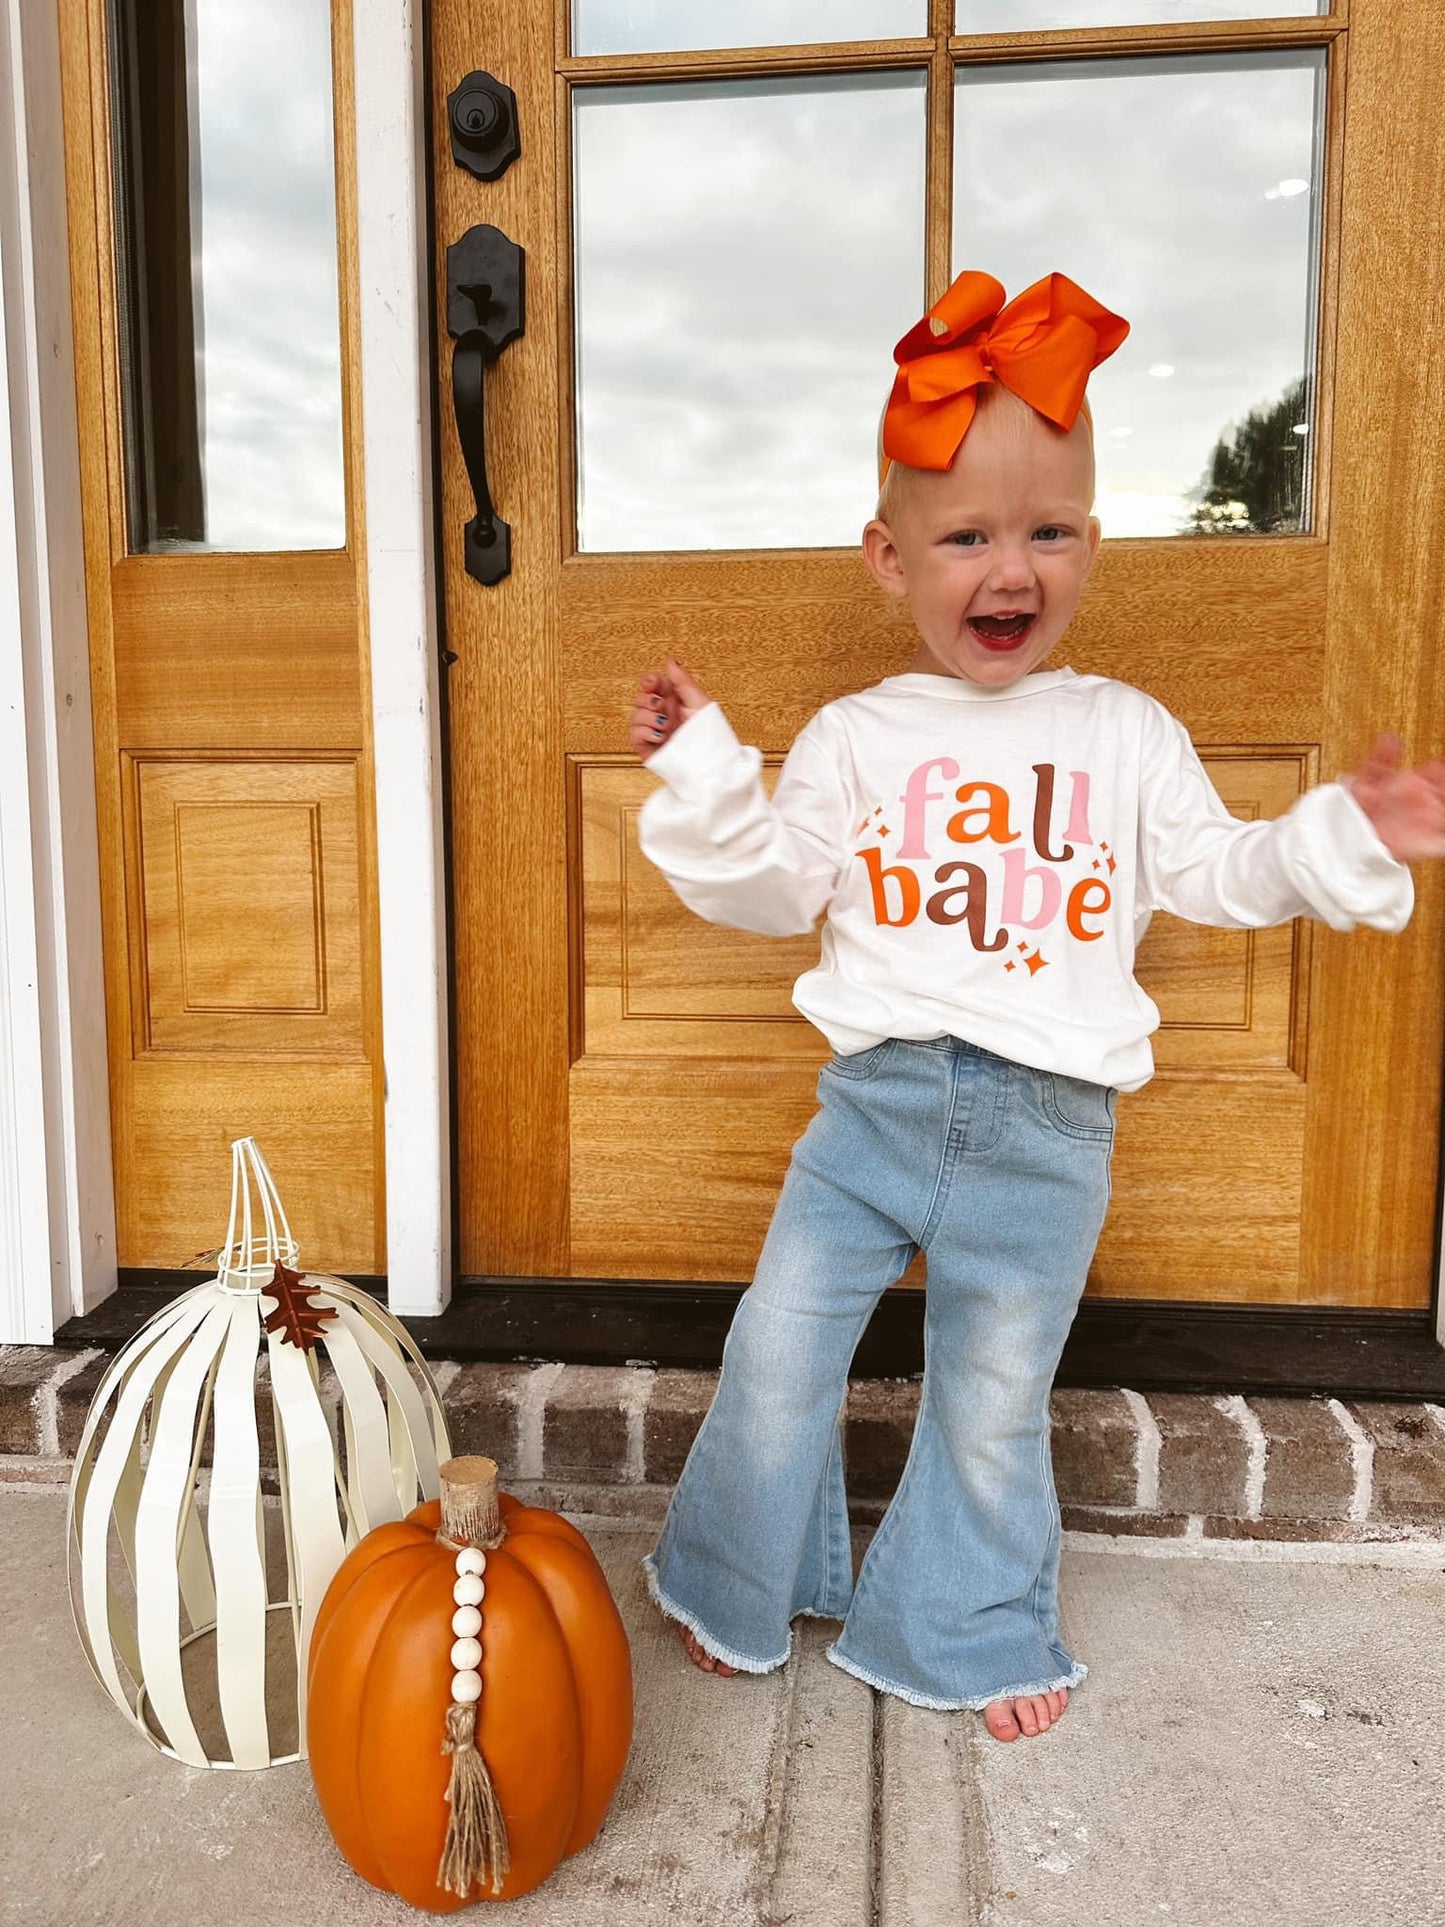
821, 1038, 895, 1083
1039, 1069, 1117, 1141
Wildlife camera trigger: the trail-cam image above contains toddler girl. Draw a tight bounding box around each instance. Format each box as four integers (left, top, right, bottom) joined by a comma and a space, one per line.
625, 269, 1445, 1742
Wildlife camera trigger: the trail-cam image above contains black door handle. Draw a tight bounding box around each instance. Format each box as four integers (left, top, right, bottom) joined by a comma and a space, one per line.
446, 225, 525, 586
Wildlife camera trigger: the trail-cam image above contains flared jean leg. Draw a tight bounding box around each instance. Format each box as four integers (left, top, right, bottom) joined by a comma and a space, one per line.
828, 1057, 1115, 1711
644, 1083, 918, 1672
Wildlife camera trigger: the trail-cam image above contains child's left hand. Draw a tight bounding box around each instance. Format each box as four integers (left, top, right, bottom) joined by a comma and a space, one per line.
1346, 732, 1445, 860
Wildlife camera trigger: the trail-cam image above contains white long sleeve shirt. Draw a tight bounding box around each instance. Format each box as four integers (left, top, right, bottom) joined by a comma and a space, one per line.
637, 667, 1414, 1092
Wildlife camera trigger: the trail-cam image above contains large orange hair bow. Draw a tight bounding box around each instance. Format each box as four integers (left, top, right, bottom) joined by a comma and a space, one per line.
880, 269, 1130, 483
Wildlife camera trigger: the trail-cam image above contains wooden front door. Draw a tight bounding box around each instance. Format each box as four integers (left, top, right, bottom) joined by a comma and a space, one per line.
430, 0, 1444, 1309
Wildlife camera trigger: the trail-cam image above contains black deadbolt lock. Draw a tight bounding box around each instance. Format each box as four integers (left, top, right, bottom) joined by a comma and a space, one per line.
448, 71, 520, 182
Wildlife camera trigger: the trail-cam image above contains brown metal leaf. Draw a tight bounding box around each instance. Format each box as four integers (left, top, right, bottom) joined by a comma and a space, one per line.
261, 1260, 337, 1353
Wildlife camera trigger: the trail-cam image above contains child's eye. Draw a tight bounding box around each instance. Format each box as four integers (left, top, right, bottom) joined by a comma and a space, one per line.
948, 531, 982, 547
1035, 525, 1069, 542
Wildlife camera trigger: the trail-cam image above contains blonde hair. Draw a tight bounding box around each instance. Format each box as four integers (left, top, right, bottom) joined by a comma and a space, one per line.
875, 385, 1096, 522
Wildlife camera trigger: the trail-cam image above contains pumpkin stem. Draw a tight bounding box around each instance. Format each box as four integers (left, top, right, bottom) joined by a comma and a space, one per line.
438, 1454, 506, 1551
439, 1700, 511, 1898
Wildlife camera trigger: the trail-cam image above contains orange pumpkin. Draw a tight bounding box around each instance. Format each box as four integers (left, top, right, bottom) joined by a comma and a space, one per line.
307, 1455, 633, 1909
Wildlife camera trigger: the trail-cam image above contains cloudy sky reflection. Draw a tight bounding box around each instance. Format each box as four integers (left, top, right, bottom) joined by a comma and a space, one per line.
574, 0, 1320, 50
156, 0, 346, 551
959, 0, 1319, 28
955, 52, 1323, 538
574, 74, 926, 551
574, 51, 1322, 551
574, 0, 925, 56
160, 5, 1321, 557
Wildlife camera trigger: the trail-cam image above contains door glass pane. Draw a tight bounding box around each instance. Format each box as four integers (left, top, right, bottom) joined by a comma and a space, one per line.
958, 1, 1321, 26
954, 51, 1324, 537
574, 1, 925, 56
107, 0, 346, 552
573, 75, 926, 551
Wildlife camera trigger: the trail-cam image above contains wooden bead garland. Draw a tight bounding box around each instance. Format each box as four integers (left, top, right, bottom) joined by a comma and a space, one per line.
449, 1557, 486, 1701
435, 1459, 510, 1898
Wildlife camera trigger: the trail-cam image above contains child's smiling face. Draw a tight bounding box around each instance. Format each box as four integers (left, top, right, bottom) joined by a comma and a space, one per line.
862, 384, 1101, 690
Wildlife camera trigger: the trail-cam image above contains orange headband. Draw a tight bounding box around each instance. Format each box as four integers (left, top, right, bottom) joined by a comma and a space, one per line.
879, 269, 1130, 485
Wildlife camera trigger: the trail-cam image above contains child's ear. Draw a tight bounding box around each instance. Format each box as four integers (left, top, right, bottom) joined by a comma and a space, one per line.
1083, 515, 1102, 574
862, 517, 910, 600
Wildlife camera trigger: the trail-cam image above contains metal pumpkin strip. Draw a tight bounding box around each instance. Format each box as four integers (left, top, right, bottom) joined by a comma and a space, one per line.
66, 1137, 449, 1769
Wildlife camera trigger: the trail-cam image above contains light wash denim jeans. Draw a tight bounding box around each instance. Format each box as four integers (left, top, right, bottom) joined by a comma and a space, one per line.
643, 1034, 1117, 1711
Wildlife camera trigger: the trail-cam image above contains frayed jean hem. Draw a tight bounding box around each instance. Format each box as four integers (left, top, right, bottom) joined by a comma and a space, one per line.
642, 1552, 790, 1675
825, 1641, 1088, 1712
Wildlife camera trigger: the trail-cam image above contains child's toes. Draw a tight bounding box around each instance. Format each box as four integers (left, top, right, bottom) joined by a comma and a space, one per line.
678, 1623, 738, 1677
1016, 1695, 1045, 1735
983, 1700, 1022, 1742
983, 1686, 1071, 1742
678, 1625, 711, 1670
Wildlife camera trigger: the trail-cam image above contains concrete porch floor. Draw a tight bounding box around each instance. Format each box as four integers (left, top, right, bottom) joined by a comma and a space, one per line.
3, 1487, 1442, 1926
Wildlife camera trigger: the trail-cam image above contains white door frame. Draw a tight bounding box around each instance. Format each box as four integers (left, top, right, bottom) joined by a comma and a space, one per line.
351, 0, 452, 1314
0, 0, 115, 1343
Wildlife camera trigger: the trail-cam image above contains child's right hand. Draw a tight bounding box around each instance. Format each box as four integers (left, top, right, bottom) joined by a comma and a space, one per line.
629, 656, 713, 761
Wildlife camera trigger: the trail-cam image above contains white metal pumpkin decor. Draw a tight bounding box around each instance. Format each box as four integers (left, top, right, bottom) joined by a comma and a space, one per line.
66, 1137, 449, 1769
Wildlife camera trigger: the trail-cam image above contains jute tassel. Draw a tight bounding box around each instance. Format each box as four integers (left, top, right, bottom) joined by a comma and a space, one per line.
439, 1701, 511, 1898
436, 1456, 511, 1899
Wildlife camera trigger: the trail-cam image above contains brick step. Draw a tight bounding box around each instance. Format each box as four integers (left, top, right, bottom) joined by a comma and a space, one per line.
4, 1348, 1443, 1540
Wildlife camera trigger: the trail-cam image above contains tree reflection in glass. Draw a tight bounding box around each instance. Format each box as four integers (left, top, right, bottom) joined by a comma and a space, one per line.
1184, 376, 1311, 534
953, 50, 1325, 539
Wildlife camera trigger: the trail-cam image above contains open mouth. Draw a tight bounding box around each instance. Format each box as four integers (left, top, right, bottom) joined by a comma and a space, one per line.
967, 611, 1038, 651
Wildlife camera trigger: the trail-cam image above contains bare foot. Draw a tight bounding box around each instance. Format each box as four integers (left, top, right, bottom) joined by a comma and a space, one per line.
678, 1623, 738, 1677
982, 1687, 1070, 1741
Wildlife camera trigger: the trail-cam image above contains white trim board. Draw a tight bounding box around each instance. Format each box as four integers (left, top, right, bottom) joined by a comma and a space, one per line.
0, 0, 117, 1342
352, 0, 452, 1314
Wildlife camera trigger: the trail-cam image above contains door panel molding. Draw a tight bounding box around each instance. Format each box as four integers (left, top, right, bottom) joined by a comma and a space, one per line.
127, 755, 365, 1057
